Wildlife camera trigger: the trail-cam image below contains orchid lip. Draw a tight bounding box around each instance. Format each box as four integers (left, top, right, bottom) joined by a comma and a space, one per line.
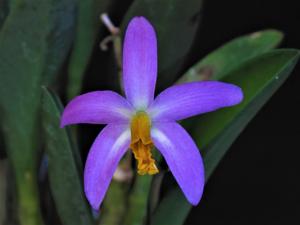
130, 111, 159, 175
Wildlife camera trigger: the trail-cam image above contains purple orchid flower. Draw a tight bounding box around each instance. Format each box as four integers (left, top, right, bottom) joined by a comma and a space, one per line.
61, 17, 243, 210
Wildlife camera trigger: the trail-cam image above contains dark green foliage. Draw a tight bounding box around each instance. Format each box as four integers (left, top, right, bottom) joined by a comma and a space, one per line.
0, 1, 298, 225
0, 0, 75, 224
67, 0, 112, 99
179, 29, 283, 83
151, 49, 300, 225
42, 88, 94, 225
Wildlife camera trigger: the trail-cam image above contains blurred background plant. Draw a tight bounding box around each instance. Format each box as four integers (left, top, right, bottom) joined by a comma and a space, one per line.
0, 0, 299, 225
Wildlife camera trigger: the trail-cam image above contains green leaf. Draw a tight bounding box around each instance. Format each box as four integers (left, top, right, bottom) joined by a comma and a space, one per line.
179, 29, 283, 83
0, 0, 9, 30
148, 172, 165, 215
123, 176, 152, 225
0, 160, 7, 225
67, 0, 111, 99
150, 188, 190, 225
0, 1, 75, 224
196, 49, 299, 174
100, 180, 129, 225
122, 0, 204, 89
42, 0, 76, 84
151, 49, 300, 225
42, 87, 94, 225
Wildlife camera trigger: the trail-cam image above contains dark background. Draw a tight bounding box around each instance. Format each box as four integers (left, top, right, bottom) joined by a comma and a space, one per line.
186, 0, 300, 224
80, 0, 300, 224
78, 0, 300, 224
1, 0, 299, 224
73, 0, 300, 224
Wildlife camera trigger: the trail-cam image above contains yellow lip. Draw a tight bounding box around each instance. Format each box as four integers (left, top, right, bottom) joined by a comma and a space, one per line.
130, 111, 158, 175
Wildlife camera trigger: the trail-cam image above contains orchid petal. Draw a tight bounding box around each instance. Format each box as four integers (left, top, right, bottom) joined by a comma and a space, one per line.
61, 91, 133, 127
149, 81, 243, 121
84, 124, 130, 210
123, 17, 157, 109
151, 122, 205, 205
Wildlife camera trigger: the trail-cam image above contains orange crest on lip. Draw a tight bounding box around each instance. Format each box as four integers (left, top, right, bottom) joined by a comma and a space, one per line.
130, 111, 158, 175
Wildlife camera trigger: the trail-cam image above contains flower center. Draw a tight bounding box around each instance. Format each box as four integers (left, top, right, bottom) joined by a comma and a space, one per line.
130, 111, 159, 175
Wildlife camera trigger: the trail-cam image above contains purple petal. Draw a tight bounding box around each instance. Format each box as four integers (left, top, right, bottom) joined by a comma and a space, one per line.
148, 81, 243, 121
61, 91, 133, 127
151, 122, 205, 205
84, 124, 130, 210
122, 17, 157, 109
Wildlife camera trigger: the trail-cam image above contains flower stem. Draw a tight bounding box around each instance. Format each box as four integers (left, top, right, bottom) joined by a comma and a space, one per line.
15, 168, 44, 225
123, 175, 152, 225
99, 14, 123, 93
99, 152, 132, 225
99, 180, 128, 225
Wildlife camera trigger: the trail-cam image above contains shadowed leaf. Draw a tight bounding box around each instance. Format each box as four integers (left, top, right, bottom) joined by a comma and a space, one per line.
42, 88, 94, 225
0, 0, 9, 30
42, 0, 76, 84
179, 29, 283, 83
0, 0, 76, 224
67, 0, 112, 99
151, 49, 300, 225
0, 160, 7, 224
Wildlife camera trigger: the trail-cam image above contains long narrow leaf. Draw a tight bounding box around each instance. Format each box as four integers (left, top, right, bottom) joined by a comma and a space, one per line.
151, 49, 300, 225
67, 0, 111, 99
42, 88, 94, 225
0, 0, 9, 30
0, 160, 7, 224
0, 0, 75, 224
179, 29, 283, 83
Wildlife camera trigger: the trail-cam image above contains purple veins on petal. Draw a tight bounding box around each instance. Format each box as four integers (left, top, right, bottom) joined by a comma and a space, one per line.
122, 16, 158, 110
